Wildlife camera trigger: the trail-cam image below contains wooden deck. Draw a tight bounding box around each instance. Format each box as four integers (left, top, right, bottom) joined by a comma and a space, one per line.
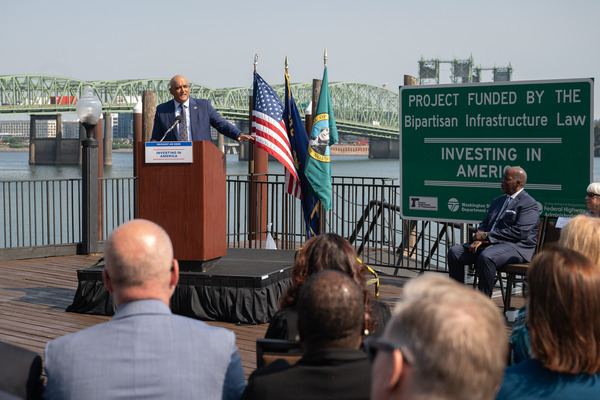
0, 254, 522, 379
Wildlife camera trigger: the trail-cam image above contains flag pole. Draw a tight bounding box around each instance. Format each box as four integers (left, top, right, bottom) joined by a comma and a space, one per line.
249, 53, 257, 174
324, 48, 327, 68
248, 53, 269, 245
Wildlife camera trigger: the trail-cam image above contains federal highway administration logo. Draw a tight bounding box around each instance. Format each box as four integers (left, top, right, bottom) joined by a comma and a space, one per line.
448, 198, 460, 212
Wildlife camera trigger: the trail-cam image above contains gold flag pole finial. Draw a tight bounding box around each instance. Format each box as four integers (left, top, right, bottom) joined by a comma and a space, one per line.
285, 55, 289, 74
324, 48, 327, 68
254, 54, 259, 73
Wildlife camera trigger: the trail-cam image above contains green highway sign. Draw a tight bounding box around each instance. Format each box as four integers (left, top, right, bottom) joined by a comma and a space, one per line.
399, 78, 594, 222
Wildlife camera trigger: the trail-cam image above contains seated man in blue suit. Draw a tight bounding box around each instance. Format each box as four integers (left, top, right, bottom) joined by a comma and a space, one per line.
151, 74, 255, 142
44, 219, 246, 400
447, 166, 539, 297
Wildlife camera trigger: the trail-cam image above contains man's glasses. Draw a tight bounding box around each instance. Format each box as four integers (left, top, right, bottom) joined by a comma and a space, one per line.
363, 337, 414, 365
587, 192, 599, 198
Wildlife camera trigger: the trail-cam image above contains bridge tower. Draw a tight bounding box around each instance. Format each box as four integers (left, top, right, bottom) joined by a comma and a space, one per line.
418, 56, 512, 85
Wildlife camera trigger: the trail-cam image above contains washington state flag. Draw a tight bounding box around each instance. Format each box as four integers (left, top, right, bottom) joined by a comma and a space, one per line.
305, 67, 338, 210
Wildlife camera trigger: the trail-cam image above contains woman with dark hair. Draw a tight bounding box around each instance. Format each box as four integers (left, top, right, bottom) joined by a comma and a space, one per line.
497, 245, 600, 399
265, 233, 390, 341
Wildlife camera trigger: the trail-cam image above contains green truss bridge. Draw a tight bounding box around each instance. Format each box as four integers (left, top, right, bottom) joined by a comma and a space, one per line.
0, 75, 399, 140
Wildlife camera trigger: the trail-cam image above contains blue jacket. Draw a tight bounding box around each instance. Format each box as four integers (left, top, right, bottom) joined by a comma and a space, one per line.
479, 190, 539, 262
44, 299, 246, 400
151, 98, 241, 142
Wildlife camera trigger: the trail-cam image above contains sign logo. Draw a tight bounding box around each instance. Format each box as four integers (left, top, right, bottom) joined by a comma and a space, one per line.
448, 198, 460, 212
409, 196, 438, 211
536, 201, 543, 215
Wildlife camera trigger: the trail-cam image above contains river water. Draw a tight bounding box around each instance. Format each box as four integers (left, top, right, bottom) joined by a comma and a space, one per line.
0, 151, 403, 181
1, 151, 599, 182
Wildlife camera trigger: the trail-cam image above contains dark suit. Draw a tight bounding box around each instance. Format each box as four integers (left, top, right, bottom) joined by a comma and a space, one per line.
151, 98, 241, 142
448, 190, 539, 296
0, 341, 43, 400
241, 348, 371, 400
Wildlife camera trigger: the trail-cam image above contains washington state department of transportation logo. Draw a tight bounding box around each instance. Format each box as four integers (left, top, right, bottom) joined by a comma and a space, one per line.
448, 198, 460, 212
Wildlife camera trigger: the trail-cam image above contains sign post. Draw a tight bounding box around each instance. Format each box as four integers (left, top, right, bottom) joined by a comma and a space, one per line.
400, 78, 593, 222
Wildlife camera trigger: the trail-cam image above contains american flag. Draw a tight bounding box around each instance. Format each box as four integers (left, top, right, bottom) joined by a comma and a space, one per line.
252, 72, 300, 195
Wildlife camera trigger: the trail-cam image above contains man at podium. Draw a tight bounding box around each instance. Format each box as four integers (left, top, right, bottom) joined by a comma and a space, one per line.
151, 74, 255, 142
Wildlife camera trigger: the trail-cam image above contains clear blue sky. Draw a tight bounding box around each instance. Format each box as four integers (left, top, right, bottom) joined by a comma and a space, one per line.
3, 0, 599, 118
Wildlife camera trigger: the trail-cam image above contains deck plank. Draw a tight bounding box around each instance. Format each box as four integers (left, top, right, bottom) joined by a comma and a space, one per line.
0, 254, 519, 380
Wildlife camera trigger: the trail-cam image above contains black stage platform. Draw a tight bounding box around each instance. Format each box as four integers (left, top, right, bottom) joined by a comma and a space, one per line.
67, 248, 296, 324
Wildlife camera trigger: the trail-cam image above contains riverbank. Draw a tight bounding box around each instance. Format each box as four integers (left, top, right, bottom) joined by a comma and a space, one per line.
0, 145, 133, 153
0, 144, 369, 155
0, 145, 27, 152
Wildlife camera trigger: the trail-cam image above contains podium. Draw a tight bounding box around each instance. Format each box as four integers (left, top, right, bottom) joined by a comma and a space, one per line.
136, 141, 227, 261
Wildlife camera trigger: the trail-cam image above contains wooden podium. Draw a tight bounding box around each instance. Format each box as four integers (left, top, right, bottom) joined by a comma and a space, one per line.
136, 141, 227, 261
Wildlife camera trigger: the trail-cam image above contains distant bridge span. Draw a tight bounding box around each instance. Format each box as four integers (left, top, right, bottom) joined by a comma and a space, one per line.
0, 75, 399, 139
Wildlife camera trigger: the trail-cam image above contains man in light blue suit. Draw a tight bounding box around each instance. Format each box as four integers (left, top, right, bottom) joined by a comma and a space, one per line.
44, 219, 246, 400
151, 75, 254, 143
447, 166, 539, 297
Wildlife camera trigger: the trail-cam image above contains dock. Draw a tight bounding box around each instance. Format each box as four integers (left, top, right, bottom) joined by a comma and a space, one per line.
0, 254, 522, 379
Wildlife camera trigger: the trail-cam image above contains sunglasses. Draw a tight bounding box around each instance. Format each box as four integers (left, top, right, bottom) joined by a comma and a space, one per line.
587, 192, 600, 198
363, 337, 414, 365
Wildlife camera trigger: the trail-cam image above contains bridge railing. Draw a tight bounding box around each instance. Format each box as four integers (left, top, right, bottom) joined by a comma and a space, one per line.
0, 175, 460, 273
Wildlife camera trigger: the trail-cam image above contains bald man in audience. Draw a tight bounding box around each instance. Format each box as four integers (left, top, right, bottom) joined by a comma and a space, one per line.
242, 270, 371, 400
44, 219, 245, 400
369, 274, 507, 400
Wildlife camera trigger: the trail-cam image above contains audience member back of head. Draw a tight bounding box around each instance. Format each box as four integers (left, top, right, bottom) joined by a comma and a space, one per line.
370, 273, 507, 400
243, 270, 372, 400
265, 233, 390, 341
498, 246, 600, 400
43, 219, 245, 400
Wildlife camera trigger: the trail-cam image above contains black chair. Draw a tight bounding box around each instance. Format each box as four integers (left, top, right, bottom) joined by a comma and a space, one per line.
0, 341, 44, 400
496, 217, 561, 312
256, 338, 303, 369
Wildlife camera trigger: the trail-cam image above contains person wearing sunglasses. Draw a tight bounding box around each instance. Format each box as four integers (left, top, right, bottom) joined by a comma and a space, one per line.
369, 273, 506, 400
585, 182, 600, 217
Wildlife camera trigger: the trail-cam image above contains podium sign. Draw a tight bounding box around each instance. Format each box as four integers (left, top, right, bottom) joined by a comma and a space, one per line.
144, 141, 193, 163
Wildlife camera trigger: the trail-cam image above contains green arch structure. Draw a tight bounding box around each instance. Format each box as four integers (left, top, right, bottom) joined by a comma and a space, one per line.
0, 75, 398, 139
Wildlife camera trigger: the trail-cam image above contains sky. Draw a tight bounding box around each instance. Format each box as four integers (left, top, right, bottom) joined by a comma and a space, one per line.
3, 0, 599, 118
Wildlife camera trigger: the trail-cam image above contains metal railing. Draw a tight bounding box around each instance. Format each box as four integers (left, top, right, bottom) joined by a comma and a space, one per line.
1, 179, 80, 248
1, 174, 461, 274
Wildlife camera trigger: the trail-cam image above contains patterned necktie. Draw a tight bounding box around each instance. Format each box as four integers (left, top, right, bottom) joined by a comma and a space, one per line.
178, 104, 188, 141
491, 196, 512, 231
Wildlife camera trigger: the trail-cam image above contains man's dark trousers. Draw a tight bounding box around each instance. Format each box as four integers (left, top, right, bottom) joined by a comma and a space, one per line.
448, 243, 525, 297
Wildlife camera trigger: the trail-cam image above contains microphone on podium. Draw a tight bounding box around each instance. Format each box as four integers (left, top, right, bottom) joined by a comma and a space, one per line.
159, 115, 183, 142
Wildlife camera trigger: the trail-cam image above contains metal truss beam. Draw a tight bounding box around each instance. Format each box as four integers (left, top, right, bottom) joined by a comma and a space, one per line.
0, 75, 399, 139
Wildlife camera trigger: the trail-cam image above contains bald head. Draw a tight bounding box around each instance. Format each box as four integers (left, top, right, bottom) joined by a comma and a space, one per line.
501, 166, 527, 195
104, 219, 177, 305
169, 75, 190, 104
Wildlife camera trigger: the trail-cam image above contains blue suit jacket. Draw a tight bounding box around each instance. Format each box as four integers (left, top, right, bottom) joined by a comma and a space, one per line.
151, 98, 241, 142
44, 300, 245, 400
479, 190, 539, 262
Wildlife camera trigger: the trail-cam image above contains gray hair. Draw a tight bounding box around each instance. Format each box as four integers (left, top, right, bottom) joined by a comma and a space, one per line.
386, 274, 507, 400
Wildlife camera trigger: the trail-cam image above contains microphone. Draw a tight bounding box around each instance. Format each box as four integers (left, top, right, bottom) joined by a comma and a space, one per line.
159, 115, 183, 141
